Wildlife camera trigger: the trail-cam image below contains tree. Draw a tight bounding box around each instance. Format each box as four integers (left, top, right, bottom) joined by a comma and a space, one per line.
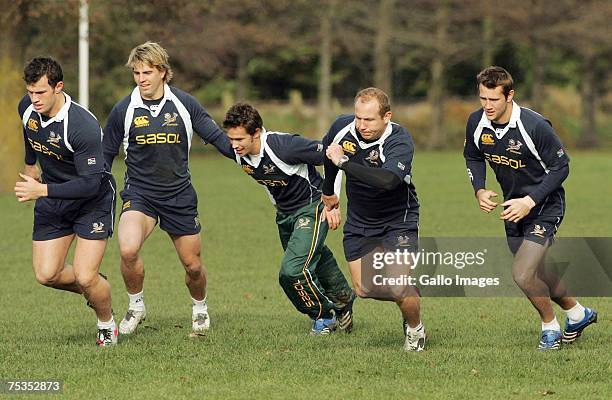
374, 0, 394, 97
549, 0, 612, 147
396, 0, 481, 149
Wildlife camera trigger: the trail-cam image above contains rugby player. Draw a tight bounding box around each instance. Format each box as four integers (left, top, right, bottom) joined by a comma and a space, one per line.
321, 88, 426, 351
16, 57, 117, 346
464, 66, 598, 350
222, 103, 355, 335
103, 42, 234, 335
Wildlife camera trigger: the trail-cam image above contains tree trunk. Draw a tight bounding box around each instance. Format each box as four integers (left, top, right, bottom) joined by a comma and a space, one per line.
530, 39, 546, 111
481, 0, 494, 68
577, 54, 598, 148
374, 0, 393, 98
236, 51, 249, 101
0, 56, 26, 193
427, 3, 449, 150
317, 1, 333, 136
0, 4, 28, 193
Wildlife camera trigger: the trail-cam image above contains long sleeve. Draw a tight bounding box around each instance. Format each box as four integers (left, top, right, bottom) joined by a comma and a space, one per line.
463, 115, 486, 193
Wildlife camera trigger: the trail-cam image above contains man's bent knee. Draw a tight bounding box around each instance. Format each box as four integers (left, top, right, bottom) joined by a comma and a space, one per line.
120, 245, 141, 266
512, 268, 537, 290
75, 271, 100, 291
34, 270, 59, 287
184, 262, 203, 279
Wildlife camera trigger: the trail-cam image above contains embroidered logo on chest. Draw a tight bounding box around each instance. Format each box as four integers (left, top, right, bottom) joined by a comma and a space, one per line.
162, 112, 179, 127
47, 131, 62, 148
506, 138, 523, 154
27, 118, 39, 132
481, 133, 495, 145
365, 149, 380, 166
134, 116, 149, 128
263, 164, 276, 175
342, 140, 357, 154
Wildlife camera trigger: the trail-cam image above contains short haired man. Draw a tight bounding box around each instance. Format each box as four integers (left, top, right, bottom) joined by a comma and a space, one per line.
16, 56, 117, 346
103, 42, 235, 335
321, 88, 426, 351
223, 103, 355, 335
464, 66, 598, 350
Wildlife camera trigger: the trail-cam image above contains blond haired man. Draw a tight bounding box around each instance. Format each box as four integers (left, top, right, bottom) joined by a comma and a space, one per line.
103, 42, 234, 335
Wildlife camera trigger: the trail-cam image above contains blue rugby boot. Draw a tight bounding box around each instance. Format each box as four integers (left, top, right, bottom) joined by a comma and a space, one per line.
538, 330, 561, 351
562, 308, 598, 344
310, 316, 337, 335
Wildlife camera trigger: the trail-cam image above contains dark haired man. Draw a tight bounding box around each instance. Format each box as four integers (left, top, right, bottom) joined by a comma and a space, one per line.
321, 88, 425, 351
104, 42, 234, 335
16, 56, 117, 346
223, 103, 354, 335
464, 66, 598, 350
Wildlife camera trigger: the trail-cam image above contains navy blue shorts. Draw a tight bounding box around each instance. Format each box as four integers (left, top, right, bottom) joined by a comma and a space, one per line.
343, 220, 419, 262
505, 215, 563, 254
120, 185, 200, 236
33, 176, 116, 241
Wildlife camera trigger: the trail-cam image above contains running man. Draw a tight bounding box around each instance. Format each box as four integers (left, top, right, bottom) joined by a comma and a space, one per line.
16, 56, 117, 346
464, 66, 598, 350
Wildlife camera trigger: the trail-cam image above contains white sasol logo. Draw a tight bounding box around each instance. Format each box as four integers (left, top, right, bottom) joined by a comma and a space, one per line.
91, 222, 105, 234
530, 224, 547, 237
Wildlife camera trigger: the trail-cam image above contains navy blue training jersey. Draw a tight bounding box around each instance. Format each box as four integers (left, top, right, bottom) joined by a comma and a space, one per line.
103, 84, 233, 198
19, 93, 106, 184
232, 130, 324, 214
323, 115, 420, 227
464, 102, 569, 215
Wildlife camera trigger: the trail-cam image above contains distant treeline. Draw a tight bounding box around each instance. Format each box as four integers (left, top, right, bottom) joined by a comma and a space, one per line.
2, 0, 611, 149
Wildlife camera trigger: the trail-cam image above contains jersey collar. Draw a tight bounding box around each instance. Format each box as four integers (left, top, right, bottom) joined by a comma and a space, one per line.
38, 92, 71, 128
243, 127, 267, 167
478, 101, 521, 139
129, 83, 173, 117
349, 119, 393, 148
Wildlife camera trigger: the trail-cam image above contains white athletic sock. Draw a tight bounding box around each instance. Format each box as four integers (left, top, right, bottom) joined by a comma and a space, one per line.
97, 317, 116, 329
128, 291, 145, 310
405, 321, 423, 334
192, 296, 208, 315
541, 317, 561, 332
565, 302, 586, 324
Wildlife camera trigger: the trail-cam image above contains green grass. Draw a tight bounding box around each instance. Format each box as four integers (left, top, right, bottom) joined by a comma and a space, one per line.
0, 151, 610, 399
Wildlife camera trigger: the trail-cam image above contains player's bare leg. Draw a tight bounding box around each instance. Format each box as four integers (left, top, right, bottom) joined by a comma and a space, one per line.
118, 211, 156, 334
171, 233, 209, 332
347, 259, 365, 298
73, 237, 112, 321
512, 240, 564, 349
118, 211, 156, 293
511, 240, 555, 322
348, 258, 425, 351
32, 235, 82, 294
534, 249, 597, 344
535, 258, 577, 309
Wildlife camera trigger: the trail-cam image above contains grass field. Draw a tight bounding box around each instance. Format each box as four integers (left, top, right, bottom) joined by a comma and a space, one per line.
0, 151, 610, 399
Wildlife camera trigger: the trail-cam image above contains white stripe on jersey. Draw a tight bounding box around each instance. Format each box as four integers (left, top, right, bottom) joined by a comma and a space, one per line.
22, 104, 34, 127
167, 89, 193, 152
517, 119, 549, 173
